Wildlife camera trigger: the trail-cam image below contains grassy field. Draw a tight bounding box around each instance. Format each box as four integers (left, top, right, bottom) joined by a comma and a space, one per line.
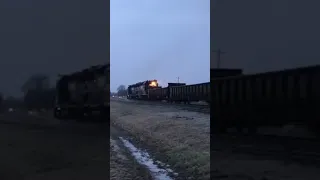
110, 100, 210, 180
111, 99, 320, 180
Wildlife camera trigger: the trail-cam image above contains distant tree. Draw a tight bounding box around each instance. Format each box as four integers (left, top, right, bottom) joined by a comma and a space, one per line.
21, 74, 50, 94
21, 74, 54, 110
110, 92, 117, 96
117, 85, 127, 96
117, 85, 125, 92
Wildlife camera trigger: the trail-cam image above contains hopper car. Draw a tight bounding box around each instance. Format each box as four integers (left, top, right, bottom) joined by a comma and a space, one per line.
54, 64, 109, 121
212, 65, 320, 134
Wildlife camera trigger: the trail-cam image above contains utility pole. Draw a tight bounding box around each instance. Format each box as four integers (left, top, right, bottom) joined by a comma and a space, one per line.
177, 77, 180, 83
212, 49, 226, 69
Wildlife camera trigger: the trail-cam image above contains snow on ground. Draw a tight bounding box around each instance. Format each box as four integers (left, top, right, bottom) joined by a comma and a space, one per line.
111, 100, 210, 179
119, 137, 177, 180
110, 136, 151, 180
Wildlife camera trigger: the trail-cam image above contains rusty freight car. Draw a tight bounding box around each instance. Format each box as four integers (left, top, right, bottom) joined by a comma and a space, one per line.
212, 65, 320, 134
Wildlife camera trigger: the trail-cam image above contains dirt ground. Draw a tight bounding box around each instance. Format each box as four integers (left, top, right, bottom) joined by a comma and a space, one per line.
0, 111, 149, 180
111, 98, 320, 180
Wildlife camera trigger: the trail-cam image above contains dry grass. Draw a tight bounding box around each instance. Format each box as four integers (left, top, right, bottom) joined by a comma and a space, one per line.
110, 100, 210, 179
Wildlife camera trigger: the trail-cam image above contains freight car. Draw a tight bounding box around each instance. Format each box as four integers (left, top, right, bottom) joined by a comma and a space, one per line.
53, 64, 109, 121
147, 82, 211, 104
127, 80, 159, 99
148, 83, 186, 101
166, 82, 210, 104
212, 65, 320, 134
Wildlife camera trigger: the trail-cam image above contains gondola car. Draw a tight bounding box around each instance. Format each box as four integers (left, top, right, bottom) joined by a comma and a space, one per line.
211, 65, 320, 134
169, 82, 211, 104
148, 83, 186, 101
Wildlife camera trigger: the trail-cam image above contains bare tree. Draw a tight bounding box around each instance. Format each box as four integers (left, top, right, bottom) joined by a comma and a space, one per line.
117, 85, 127, 96
22, 74, 54, 110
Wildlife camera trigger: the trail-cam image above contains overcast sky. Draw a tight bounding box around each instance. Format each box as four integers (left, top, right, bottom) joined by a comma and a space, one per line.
0, 0, 108, 97
212, 0, 320, 73
110, 0, 210, 92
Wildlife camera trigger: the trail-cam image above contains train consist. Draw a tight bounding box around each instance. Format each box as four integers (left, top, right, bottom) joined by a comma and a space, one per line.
126, 69, 243, 104
212, 65, 320, 134
54, 64, 109, 121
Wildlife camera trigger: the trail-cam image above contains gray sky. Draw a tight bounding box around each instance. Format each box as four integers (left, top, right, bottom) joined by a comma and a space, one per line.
110, 0, 210, 92
212, 0, 320, 73
0, 0, 108, 97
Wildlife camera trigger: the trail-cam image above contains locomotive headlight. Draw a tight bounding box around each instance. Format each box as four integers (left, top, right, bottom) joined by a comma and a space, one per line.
149, 81, 157, 87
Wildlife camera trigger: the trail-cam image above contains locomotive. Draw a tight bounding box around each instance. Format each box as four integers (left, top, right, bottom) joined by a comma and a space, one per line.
54, 64, 109, 121
127, 80, 160, 99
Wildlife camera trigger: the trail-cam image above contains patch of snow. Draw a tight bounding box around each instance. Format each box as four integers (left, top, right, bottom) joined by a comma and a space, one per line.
119, 137, 177, 180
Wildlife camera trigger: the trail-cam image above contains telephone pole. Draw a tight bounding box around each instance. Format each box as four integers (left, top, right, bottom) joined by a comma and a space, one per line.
212, 49, 226, 68
177, 77, 180, 83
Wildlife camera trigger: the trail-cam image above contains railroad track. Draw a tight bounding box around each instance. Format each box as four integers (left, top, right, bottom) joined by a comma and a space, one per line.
111, 97, 210, 113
